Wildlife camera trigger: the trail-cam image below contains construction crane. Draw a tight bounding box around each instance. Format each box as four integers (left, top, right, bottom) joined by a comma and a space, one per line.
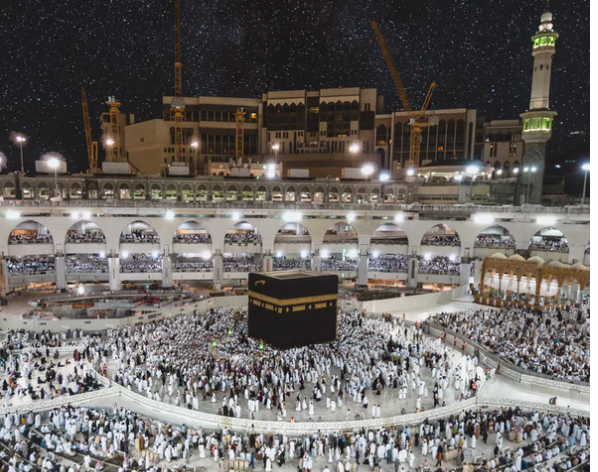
171, 0, 185, 163
106, 96, 123, 162
81, 88, 99, 172
371, 21, 437, 171
235, 109, 246, 162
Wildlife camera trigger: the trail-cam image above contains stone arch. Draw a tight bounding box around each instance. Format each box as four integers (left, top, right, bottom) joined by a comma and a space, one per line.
37, 182, 50, 199
21, 181, 33, 199
274, 222, 312, 260
323, 221, 359, 246
166, 184, 178, 200
300, 186, 311, 202
371, 223, 409, 246
224, 221, 262, 245
119, 220, 161, 245
173, 221, 212, 245
474, 225, 515, 248
528, 227, 569, 253
102, 183, 114, 199
3, 181, 15, 198
9, 220, 54, 246
65, 221, 106, 245
119, 183, 131, 199
420, 223, 461, 247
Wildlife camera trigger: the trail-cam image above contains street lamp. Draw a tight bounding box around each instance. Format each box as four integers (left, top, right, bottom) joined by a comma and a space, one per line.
379, 172, 390, 182
48, 157, 60, 198
15, 134, 26, 174
581, 163, 590, 205
406, 168, 416, 177
466, 165, 480, 176
523, 166, 538, 204
191, 140, 199, 174
349, 142, 360, 167
271, 143, 280, 167
361, 164, 374, 182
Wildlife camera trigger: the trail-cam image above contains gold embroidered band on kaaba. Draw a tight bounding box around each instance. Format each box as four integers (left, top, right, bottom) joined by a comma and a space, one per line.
248, 291, 338, 307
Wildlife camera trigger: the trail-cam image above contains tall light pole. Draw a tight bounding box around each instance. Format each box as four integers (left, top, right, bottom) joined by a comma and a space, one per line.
15, 135, 26, 174
271, 143, 280, 170
191, 140, 199, 175
523, 166, 538, 204
349, 142, 360, 167
581, 163, 590, 205
48, 157, 60, 198
466, 165, 479, 202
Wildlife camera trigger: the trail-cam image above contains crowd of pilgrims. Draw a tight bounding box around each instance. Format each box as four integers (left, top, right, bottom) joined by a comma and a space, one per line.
0, 330, 103, 407
223, 255, 262, 273
8, 233, 53, 245
322, 258, 358, 272
171, 261, 212, 272
120, 231, 160, 244
474, 235, 516, 248
427, 305, 590, 383
66, 232, 106, 244
0, 404, 589, 472
66, 256, 108, 274
421, 235, 461, 247
418, 257, 460, 276
529, 239, 569, 252
173, 233, 212, 244
120, 255, 162, 274
225, 232, 262, 244
272, 258, 310, 271
369, 256, 409, 273
6, 257, 55, 275
275, 229, 309, 237
99, 309, 482, 423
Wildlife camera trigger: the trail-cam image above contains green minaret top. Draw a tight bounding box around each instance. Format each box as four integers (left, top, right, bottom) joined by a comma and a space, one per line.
532, 11, 558, 49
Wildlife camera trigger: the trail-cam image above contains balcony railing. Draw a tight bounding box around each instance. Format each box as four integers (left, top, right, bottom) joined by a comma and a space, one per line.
0, 198, 590, 215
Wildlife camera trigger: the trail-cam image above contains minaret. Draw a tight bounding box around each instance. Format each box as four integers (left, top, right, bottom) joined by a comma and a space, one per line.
519, 10, 558, 204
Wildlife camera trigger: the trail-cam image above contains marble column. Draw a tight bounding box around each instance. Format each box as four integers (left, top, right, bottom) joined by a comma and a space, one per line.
357, 251, 369, 287
1, 259, 8, 296
108, 255, 120, 291
212, 252, 223, 290
161, 253, 173, 288
311, 255, 322, 272
262, 254, 273, 272
55, 254, 66, 291
407, 255, 418, 289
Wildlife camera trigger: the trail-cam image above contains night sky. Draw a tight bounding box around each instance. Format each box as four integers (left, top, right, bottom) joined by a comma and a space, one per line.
0, 0, 589, 174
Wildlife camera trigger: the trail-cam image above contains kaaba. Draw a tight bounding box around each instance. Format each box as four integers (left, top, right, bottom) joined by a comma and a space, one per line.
248, 270, 338, 349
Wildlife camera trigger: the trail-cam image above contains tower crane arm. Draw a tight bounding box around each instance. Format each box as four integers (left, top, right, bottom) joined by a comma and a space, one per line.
371, 21, 414, 114
420, 81, 437, 115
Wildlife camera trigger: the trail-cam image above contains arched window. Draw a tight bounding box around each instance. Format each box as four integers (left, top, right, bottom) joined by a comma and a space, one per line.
166, 184, 178, 200
103, 183, 114, 199
119, 184, 130, 199
151, 184, 162, 200
133, 184, 145, 200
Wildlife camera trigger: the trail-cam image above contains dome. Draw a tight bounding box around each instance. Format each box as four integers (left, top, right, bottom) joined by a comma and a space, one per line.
508, 254, 525, 262
490, 253, 508, 259
541, 11, 553, 23
527, 256, 545, 266
549, 260, 564, 267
